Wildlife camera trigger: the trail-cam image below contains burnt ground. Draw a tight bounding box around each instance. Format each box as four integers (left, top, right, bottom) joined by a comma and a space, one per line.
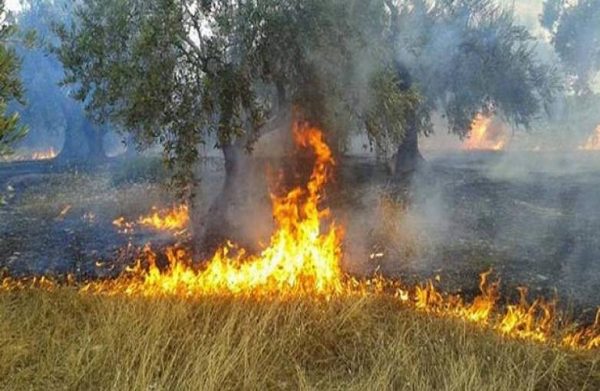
1, 152, 600, 317
0, 159, 180, 279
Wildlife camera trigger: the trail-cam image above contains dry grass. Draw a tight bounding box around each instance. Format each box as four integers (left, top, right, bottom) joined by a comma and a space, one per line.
1, 290, 598, 391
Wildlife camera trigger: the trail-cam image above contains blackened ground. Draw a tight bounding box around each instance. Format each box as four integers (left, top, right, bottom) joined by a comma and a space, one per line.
340, 151, 600, 317
1, 152, 599, 318
0, 159, 181, 279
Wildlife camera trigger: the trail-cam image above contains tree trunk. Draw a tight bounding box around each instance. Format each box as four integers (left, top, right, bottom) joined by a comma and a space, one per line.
84, 120, 107, 163
57, 116, 106, 164
199, 143, 248, 255
123, 134, 139, 159
393, 122, 425, 181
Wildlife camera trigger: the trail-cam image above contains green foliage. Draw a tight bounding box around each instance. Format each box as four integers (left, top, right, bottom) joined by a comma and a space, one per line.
55, 0, 559, 193
56, 0, 417, 193
0, 0, 26, 157
542, 0, 600, 95
399, 0, 560, 137
366, 68, 424, 153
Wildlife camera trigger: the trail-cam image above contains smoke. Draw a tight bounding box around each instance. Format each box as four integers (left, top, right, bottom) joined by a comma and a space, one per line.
337, 1, 600, 308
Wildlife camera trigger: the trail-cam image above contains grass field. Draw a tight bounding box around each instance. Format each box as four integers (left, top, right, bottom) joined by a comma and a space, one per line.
1, 289, 599, 390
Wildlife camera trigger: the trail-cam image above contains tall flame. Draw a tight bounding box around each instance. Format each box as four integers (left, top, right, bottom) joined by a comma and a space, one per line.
464, 115, 508, 151
102, 123, 343, 297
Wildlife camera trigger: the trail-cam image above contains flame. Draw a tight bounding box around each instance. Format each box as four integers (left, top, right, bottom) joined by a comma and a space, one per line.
463, 115, 508, 151
2, 148, 58, 162
578, 125, 600, 151
103, 123, 343, 297
112, 204, 189, 234
30, 148, 58, 160
139, 205, 189, 232
562, 309, 600, 350
2, 124, 599, 351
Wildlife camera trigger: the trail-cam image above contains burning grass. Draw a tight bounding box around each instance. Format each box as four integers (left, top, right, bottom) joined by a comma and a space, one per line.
2, 124, 599, 389
1, 289, 599, 390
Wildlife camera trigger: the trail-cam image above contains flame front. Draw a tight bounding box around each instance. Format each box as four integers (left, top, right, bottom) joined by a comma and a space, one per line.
578, 125, 600, 151
3, 124, 599, 351
103, 123, 343, 297
464, 115, 507, 151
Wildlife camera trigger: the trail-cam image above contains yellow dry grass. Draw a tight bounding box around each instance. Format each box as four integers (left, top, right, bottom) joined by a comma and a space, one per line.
1, 289, 598, 390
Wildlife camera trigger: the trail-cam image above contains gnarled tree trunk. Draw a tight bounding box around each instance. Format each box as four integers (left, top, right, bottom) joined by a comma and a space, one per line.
393, 121, 424, 180
57, 115, 106, 164
199, 143, 259, 256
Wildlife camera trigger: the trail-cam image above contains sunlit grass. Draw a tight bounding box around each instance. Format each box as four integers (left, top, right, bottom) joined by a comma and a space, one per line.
1, 289, 598, 390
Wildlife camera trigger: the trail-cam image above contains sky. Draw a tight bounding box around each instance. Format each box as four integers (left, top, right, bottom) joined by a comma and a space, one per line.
6, 0, 21, 12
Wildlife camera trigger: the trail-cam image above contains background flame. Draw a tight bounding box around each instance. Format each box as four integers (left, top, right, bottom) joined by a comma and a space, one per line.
579, 125, 600, 151
464, 115, 508, 151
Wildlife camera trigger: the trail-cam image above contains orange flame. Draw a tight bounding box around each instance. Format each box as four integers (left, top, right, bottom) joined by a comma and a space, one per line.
138, 205, 189, 232
2, 148, 57, 162
464, 115, 508, 151
112, 205, 189, 234
578, 125, 600, 151
2, 124, 599, 351
104, 123, 343, 297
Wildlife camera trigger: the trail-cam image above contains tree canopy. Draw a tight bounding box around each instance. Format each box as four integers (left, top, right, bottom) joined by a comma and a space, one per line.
56, 0, 422, 189
0, 0, 26, 157
542, 0, 600, 95
56, 0, 559, 191
396, 0, 559, 137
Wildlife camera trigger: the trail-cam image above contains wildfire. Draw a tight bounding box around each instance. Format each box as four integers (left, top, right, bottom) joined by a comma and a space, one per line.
139, 204, 189, 231
463, 115, 508, 151
578, 125, 600, 151
2, 123, 599, 351
105, 123, 343, 297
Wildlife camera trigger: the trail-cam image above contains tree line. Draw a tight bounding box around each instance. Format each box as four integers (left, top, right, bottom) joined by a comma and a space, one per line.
1, 0, 599, 240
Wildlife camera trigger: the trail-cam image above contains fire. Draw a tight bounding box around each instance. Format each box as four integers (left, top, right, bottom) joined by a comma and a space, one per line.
1, 148, 58, 162
139, 204, 189, 232
578, 125, 600, 151
463, 114, 508, 151
2, 124, 599, 351
112, 204, 189, 234
30, 148, 58, 160
562, 309, 600, 350
103, 123, 343, 297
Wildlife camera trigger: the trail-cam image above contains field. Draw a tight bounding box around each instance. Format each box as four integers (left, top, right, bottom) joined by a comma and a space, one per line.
2, 289, 599, 390
1, 152, 600, 390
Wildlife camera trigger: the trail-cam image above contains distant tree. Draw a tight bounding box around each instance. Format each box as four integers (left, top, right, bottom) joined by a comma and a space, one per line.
0, 0, 26, 158
13, 0, 112, 163
541, 0, 600, 95
385, 0, 560, 176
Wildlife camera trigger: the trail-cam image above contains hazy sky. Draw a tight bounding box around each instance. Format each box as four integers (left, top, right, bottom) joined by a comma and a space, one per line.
6, 0, 21, 12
